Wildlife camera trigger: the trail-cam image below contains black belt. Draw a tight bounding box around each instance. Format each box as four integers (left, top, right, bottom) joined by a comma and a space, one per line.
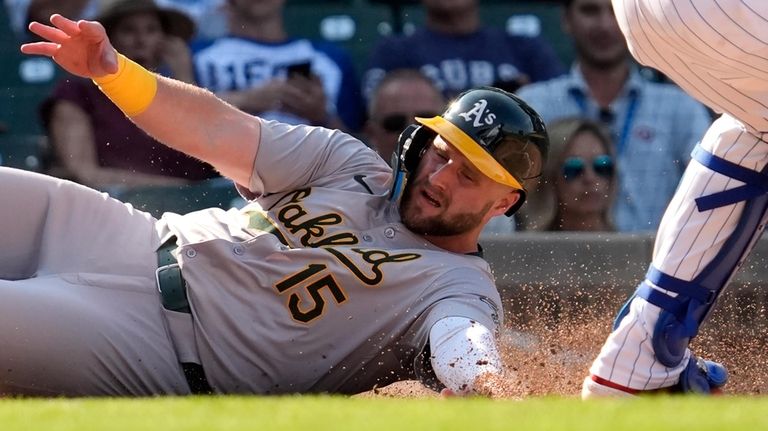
156, 237, 213, 395
156, 237, 191, 313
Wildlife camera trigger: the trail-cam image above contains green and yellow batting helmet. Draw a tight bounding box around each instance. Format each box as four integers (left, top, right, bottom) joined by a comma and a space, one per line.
395, 86, 549, 216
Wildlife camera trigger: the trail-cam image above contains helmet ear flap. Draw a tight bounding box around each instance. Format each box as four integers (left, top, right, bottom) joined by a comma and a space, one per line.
392, 124, 420, 172
390, 124, 434, 202
505, 189, 526, 217
397, 124, 436, 174
389, 124, 424, 201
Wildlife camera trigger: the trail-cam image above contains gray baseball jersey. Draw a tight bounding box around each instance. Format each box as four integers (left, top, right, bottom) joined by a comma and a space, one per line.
588, 0, 768, 391
159, 119, 503, 394
0, 118, 502, 396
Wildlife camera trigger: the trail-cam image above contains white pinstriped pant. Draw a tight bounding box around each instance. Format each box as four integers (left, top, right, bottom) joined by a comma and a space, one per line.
590, 115, 768, 389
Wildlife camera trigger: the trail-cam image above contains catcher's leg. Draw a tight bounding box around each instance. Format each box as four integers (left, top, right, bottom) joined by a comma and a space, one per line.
0, 167, 158, 280
584, 116, 768, 397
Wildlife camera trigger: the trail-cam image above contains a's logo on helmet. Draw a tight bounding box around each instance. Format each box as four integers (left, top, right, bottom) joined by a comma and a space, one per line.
458, 99, 496, 127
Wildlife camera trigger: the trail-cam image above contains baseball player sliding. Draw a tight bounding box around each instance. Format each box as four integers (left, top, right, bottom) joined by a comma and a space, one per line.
0, 14, 548, 396
584, 0, 768, 397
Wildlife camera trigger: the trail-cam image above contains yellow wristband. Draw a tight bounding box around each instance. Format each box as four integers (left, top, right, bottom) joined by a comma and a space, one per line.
93, 53, 158, 116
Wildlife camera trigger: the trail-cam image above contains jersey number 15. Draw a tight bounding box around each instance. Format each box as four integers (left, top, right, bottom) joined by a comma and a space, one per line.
274, 263, 347, 323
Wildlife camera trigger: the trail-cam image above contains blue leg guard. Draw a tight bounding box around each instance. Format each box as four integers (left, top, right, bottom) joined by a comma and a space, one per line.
614, 146, 768, 368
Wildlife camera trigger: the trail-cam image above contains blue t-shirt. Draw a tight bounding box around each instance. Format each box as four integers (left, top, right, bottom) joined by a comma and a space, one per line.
363, 27, 564, 100
192, 36, 364, 131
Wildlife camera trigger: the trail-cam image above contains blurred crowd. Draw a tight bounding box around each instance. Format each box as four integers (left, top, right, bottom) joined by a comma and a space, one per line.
0, 0, 714, 233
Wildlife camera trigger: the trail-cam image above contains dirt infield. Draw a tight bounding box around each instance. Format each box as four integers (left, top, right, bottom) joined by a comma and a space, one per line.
365, 285, 768, 398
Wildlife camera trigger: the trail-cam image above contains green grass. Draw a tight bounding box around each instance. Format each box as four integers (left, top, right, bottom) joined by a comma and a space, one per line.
1, 396, 766, 430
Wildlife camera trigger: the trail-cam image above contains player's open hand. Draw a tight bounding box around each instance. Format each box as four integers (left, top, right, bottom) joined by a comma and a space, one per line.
21, 14, 119, 79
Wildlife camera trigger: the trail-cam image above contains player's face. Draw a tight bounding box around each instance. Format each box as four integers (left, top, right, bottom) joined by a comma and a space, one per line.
554, 130, 614, 218
108, 12, 165, 69
564, 0, 628, 69
366, 78, 444, 163
400, 136, 518, 237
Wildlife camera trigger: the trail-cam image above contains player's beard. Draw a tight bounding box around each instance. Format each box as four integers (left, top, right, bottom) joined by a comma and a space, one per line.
399, 178, 493, 236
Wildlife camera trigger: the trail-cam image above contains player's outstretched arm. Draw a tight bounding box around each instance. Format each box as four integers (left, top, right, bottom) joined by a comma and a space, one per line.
22, 15, 259, 186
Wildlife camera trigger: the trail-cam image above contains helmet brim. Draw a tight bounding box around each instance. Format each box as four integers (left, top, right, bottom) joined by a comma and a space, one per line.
415, 116, 524, 190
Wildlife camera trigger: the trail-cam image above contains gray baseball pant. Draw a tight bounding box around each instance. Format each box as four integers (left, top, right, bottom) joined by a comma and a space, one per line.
0, 167, 191, 396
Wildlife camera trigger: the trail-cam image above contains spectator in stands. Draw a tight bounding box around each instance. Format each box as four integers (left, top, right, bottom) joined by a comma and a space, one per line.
192, 0, 363, 132
516, 0, 711, 232
40, 0, 217, 192
7, 0, 227, 41
520, 117, 616, 232
155, 0, 227, 40
5, 0, 98, 40
364, 69, 444, 163
363, 0, 564, 101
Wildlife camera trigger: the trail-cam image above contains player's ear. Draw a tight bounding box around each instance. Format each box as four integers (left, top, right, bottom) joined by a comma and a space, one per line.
492, 189, 522, 217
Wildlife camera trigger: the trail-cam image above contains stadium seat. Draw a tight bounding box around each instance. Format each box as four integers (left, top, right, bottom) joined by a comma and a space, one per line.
0, 83, 59, 137
0, 3, 18, 48
0, 4, 63, 140
0, 6, 55, 173
0, 133, 49, 172
113, 178, 243, 217
283, 2, 393, 74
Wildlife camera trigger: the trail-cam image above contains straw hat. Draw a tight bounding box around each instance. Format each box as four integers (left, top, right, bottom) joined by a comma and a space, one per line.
97, 0, 196, 41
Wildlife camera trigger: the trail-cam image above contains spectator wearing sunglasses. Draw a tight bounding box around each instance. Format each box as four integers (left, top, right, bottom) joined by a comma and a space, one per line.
364, 69, 445, 163
519, 117, 616, 232
516, 0, 710, 232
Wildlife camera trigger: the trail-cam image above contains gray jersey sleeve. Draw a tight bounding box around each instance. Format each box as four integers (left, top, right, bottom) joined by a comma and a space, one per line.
247, 120, 391, 196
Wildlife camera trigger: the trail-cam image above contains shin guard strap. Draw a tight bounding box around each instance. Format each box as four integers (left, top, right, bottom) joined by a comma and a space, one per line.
637, 267, 716, 367
691, 145, 768, 211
